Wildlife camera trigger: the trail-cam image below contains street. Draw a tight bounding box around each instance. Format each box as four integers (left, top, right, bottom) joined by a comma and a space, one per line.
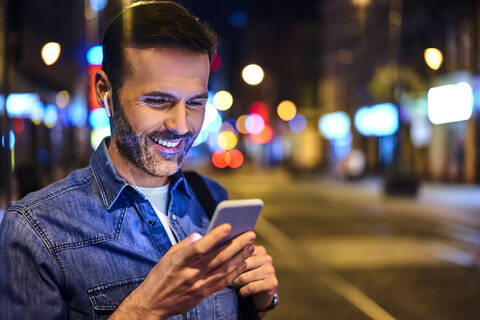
207, 169, 480, 320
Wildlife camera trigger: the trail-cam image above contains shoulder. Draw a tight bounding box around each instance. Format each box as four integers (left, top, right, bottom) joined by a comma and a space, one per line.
13, 167, 94, 210
5, 166, 112, 251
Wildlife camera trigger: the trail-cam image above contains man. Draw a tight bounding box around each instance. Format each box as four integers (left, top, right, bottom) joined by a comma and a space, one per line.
0, 1, 278, 319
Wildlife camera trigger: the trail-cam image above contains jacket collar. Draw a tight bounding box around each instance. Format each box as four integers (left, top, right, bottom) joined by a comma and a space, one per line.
89, 138, 190, 209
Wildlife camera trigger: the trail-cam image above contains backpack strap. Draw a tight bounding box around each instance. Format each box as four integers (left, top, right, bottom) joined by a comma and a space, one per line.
183, 170, 260, 320
183, 171, 217, 220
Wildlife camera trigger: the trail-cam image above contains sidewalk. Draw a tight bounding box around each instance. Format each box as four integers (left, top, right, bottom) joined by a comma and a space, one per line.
345, 176, 480, 228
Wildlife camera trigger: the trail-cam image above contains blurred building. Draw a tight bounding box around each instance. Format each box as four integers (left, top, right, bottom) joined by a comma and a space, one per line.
2, 0, 480, 208
317, 0, 480, 183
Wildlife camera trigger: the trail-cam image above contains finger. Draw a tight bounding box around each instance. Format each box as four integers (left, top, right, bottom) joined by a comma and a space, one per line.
206, 244, 254, 279
167, 232, 202, 255
241, 254, 272, 273
201, 231, 256, 270
252, 245, 266, 256
205, 258, 250, 295
188, 252, 250, 301
238, 276, 279, 297
232, 261, 274, 288
177, 224, 232, 262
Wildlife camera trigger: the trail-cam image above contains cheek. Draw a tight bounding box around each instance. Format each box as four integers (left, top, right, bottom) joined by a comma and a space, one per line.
128, 109, 164, 133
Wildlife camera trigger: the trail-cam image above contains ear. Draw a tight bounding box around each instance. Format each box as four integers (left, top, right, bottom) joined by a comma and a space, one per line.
94, 70, 114, 117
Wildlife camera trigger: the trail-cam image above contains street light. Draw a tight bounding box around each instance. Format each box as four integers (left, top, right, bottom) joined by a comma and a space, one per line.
242, 64, 264, 85
424, 48, 443, 70
352, 0, 370, 8
41, 42, 61, 66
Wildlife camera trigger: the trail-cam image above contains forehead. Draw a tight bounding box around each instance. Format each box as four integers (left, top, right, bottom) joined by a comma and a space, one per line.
121, 47, 210, 94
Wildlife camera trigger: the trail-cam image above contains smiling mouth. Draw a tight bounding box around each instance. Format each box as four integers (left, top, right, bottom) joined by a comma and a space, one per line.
148, 134, 183, 152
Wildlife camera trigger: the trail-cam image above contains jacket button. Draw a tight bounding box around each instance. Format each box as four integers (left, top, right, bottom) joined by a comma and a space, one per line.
172, 214, 177, 220
148, 219, 156, 226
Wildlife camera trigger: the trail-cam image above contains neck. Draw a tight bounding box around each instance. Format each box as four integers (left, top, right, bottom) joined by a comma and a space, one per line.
107, 138, 169, 187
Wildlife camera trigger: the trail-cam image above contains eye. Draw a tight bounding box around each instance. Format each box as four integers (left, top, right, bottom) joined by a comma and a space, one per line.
187, 99, 207, 108
143, 97, 172, 106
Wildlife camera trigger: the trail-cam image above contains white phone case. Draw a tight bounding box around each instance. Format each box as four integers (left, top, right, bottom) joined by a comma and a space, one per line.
207, 199, 263, 246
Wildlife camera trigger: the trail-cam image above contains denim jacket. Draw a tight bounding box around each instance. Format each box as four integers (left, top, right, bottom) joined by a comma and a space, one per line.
0, 139, 240, 320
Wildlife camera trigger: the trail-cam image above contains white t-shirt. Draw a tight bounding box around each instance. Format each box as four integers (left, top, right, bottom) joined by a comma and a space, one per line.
136, 184, 177, 244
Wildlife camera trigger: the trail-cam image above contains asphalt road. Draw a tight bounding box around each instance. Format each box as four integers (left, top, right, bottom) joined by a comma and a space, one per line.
207, 168, 480, 320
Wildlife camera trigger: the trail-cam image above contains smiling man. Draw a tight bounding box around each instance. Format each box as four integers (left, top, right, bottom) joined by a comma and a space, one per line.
0, 2, 278, 319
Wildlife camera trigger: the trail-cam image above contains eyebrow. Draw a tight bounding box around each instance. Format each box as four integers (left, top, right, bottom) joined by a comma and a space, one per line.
140, 91, 209, 101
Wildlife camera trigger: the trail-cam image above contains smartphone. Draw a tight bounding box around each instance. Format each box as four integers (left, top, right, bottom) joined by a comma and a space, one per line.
207, 199, 263, 247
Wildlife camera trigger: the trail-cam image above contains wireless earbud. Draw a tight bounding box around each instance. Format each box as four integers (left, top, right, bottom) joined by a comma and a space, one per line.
103, 93, 112, 117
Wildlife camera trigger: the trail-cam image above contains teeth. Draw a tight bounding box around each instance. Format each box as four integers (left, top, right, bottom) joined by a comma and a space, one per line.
152, 137, 180, 148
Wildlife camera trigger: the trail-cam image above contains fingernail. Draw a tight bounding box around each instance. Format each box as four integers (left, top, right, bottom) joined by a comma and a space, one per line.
191, 233, 202, 242
249, 232, 256, 241
223, 224, 232, 233
248, 245, 255, 253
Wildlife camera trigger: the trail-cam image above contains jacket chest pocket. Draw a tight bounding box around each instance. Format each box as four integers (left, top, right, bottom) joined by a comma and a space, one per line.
87, 277, 145, 320
212, 286, 239, 320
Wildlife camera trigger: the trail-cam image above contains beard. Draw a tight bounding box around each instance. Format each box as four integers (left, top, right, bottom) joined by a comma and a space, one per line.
111, 97, 196, 178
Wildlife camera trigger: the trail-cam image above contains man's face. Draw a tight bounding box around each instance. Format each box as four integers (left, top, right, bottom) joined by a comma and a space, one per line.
112, 47, 210, 178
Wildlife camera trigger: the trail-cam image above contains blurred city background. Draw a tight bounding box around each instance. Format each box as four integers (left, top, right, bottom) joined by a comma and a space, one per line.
0, 0, 479, 319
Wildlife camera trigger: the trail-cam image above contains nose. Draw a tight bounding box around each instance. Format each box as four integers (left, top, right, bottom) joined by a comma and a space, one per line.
164, 102, 189, 136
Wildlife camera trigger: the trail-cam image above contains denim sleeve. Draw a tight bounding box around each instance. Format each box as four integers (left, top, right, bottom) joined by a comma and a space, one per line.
0, 209, 67, 320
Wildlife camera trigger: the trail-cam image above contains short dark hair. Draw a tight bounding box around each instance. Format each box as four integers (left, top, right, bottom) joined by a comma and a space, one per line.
102, 0, 217, 94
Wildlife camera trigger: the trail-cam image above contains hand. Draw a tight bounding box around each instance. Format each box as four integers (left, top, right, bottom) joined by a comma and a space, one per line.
232, 245, 278, 312
109, 224, 256, 320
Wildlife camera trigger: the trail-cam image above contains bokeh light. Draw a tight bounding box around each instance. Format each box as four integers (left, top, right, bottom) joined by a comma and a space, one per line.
230, 11, 249, 28
206, 132, 221, 152
43, 104, 59, 128
245, 114, 265, 135
242, 64, 264, 85
352, 0, 371, 8
217, 131, 238, 150
236, 115, 249, 134
210, 54, 222, 72
289, 114, 307, 133
6, 93, 43, 118
87, 45, 103, 65
213, 90, 233, 111
88, 108, 110, 130
56, 90, 70, 108
37, 149, 50, 167
211, 149, 244, 168
212, 150, 230, 168
13, 118, 25, 134
90, 126, 111, 150
1, 130, 15, 150
424, 48, 443, 70
250, 101, 269, 123
90, 0, 107, 11
354, 103, 399, 136
41, 42, 61, 66
428, 82, 473, 125
193, 103, 222, 146
221, 121, 237, 133
228, 149, 244, 168
318, 111, 351, 140
67, 96, 88, 127
277, 100, 297, 121
31, 103, 44, 125
250, 124, 274, 144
